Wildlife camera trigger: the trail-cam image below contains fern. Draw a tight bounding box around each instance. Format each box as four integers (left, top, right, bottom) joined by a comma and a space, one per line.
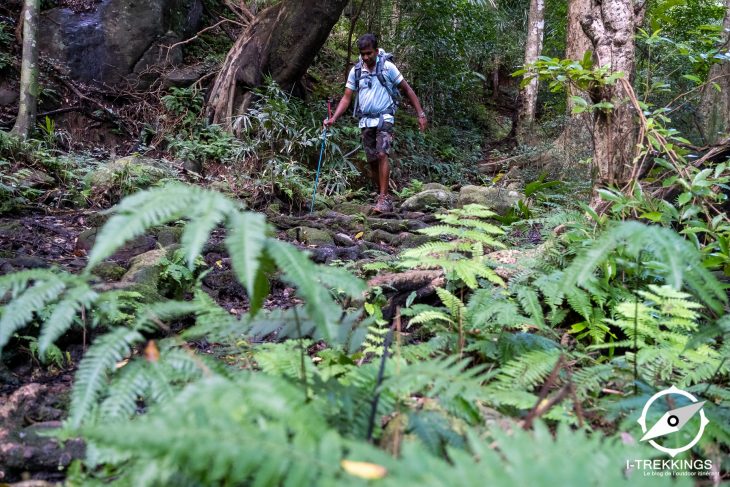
562, 221, 727, 313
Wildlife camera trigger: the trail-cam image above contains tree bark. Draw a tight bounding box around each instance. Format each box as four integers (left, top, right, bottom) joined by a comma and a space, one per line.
515, 0, 546, 143
206, 0, 349, 133
699, 0, 730, 145
580, 0, 637, 187
11, 0, 40, 140
565, 0, 592, 114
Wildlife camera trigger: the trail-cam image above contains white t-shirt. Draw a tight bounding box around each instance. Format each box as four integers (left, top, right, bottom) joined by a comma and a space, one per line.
346, 56, 404, 128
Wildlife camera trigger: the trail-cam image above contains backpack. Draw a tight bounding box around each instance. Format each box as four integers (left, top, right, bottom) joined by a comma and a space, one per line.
352, 51, 402, 125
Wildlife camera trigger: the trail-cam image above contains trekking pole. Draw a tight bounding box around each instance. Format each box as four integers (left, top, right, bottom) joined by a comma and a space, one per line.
309, 99, 332, 214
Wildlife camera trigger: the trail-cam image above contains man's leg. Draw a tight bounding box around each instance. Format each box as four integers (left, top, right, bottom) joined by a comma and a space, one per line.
376, 152, 389, 196
369, 159, 379, 192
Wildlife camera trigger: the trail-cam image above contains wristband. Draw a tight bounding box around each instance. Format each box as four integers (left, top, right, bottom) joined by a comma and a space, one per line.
418, 112, 426, 118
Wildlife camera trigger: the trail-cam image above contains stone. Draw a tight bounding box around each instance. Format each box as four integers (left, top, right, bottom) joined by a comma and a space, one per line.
0, 220, 23, 239
91, 261, 126, 281
400, 189, 457, 212
154, 226, 184, 247
86, 155, 174, 198
399, 233, 432, 248
39, 0, 203, 86
337, 201, 371, 215
163, 64, 209, 88
16, 168, 55, 188
121, 247, 168, 286
285, 226, 334, 246
458, 186, 523, 215
0, 85, 18, 106
422, 182, 450, 191
364, 229, 400, 245
75, 227, 156, 261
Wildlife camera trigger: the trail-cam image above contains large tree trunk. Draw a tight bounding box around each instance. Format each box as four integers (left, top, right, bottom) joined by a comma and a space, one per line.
581, 0, 636, 187
207, 0, 349, 133
515, 0, 545, 143
11, 0, 40, 140
699, 0, 730, 145
565, 0, 592, 114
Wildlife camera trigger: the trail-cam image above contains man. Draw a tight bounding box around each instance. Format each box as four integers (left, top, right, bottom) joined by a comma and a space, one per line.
324, 33, 427, 213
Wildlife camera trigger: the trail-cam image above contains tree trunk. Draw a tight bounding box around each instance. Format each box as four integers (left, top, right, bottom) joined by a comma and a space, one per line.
581, 0, 636, 187
11, 0, 40, 140
699, 0, 730, 145
565, 0, 592, 114
515, 0, 545, 143
206, 0, 349, 133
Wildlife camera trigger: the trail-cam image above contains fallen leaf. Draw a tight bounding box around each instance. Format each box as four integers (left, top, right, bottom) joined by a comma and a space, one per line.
354, 231, 364, 240
144, 340, 160, 362
341, 460, 387, 480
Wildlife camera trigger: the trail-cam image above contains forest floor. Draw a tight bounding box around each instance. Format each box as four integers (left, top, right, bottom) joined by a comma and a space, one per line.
2, 190, 530, 482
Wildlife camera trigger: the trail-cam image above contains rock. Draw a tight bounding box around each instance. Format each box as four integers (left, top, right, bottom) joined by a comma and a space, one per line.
154, 226, 184, 247
86, 155, 175, 200
400, 189, 457, 212
202, 269, 246, 299
0, 85, 18, 106
285, 226, 334, 246
121, 247, 169, 286
364, 229, 400, 245
458, 186, 523, 215
75, 227, 155, 260
337, 201, 371, 215
399, 233, 432, 248
17, 168, 55, 188
0, 220, 23, 239
183, 158, 204, 174
163, 64, 208, 88
422, 182, 450, 191
0, 383, 84, 479
39, 0, 202, 86
91, 261, 126, 281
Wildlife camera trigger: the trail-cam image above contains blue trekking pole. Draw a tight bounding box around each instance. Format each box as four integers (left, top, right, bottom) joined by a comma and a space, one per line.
310, 99, 332, 213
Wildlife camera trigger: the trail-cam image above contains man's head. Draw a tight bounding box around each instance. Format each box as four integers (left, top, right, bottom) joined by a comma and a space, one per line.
357, 33, 378, 68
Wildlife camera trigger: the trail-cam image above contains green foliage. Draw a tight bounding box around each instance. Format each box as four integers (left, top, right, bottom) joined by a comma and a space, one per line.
400, 204, 507, 289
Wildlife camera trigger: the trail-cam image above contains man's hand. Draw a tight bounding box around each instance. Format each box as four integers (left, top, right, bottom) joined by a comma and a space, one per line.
323, 117, 335, 128
418, 114, 428, 132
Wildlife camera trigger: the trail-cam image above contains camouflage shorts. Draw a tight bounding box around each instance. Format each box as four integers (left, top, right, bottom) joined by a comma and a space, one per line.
361, 122, 393, 162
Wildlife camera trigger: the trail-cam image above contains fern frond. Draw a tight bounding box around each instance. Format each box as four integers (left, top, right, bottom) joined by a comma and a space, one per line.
69, 326, 146, 428
0, 275, 67, 352
225, 212, 269, 314
38, 282, 98, 357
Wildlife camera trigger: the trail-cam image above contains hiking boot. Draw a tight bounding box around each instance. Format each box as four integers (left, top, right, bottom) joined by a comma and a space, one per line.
373, 194, 393, 213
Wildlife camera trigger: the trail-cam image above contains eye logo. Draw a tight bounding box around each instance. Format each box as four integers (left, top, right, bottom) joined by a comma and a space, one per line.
637, 385, 709, 457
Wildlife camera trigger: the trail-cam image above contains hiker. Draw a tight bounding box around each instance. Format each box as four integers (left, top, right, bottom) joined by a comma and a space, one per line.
324, 33, 428, 213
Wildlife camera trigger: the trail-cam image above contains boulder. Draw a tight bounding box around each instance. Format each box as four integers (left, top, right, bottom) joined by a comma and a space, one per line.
75, 227, 156, 261
458, 186, 523, 215
86, 155, 174, 199
17, 168, 55, 188
285, 226, 334, 246
422, 182, 450, 191
400, 189, 457, 212
91, 261, 126, 281
39, 0, 203, 86
121, 247, 169, 286
163, 64, 209, 88
154, 226, 184, 247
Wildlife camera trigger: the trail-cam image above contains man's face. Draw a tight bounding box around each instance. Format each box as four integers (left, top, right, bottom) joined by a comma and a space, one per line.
360, 46, 377, 68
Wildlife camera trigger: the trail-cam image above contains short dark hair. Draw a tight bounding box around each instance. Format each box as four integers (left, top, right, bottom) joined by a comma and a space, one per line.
357, 33, 378, 51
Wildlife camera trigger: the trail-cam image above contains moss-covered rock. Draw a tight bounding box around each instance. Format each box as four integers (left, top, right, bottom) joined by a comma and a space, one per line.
285, 226, 334, 246
422, 182, 450, 191
92, 261, 126, 281
458, 186, 523, 215
85, 155, 175, 203
400, 189, 457, 212
154, 226, 184, 247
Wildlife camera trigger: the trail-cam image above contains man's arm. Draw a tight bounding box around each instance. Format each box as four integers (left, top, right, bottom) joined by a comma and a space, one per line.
323, 88, 354, 127
398, 79, 427, 132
